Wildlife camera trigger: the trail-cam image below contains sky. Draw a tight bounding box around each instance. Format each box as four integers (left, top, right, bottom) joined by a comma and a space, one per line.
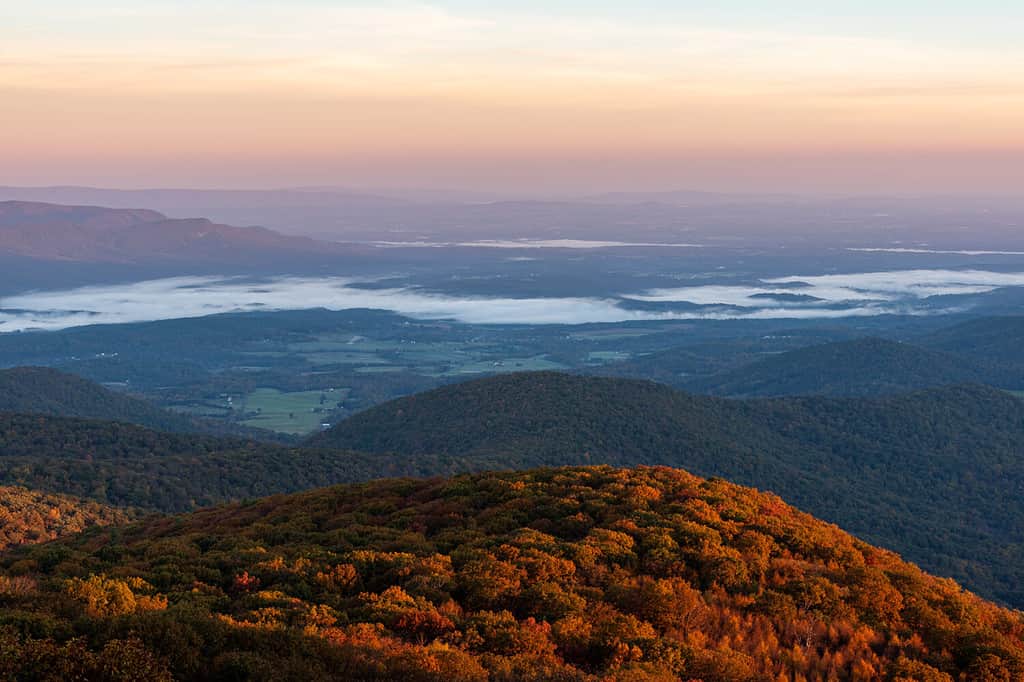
2, 2, 1023, 194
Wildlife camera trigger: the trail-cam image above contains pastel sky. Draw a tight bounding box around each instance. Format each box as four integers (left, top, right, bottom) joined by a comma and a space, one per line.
3, 1, 1023, 193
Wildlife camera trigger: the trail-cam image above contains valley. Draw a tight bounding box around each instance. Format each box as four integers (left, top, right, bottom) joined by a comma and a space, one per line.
5, 306, 1024, 438
3, 201, 1024, 679
6, 3, 1024, 677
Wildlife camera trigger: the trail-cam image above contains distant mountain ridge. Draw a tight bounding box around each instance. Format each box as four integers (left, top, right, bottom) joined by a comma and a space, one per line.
594, 333, 1024, 397
0, 200, 353, 265
919, 315, 1024, 365
681, 337, 998, 397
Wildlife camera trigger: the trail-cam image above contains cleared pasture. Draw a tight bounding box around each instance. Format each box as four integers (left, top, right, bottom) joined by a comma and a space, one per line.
241, 388, 348, 434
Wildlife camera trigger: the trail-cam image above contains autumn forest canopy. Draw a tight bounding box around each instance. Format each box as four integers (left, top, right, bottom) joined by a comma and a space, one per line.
6, 1, 1024, 677
3, 466, 1024, 681
0, 360, 1022, 680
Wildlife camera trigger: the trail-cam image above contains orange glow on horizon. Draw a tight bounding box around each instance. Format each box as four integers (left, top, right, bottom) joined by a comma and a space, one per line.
3, 4, 1023, 193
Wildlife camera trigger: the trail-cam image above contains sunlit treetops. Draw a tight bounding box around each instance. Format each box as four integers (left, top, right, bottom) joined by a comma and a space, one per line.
2, 465, 1023, 680
0, 485, 131, 550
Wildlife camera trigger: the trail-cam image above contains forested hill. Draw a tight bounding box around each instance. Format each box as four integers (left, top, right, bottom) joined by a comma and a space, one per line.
7, 370, 1024, 605
0, 412, 460, 513
0, 366, 187, 429
0, 485, 130, 550
309, 371, 745, 459
919, 315, 1024, 365
2, 466, 1022, 680
681, 337, 997, 397
312, 372, 1024, 606
586, 339, 778, 388
0, 366, 276, 439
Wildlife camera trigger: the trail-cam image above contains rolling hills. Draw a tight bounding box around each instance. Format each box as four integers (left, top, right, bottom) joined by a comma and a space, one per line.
311, 371, 1024, 606
0, 366, 205, 432
680, 337, 997, 397
587, 339, 783, 388
0, 366, 280, 439
8, 369, 1024, 606
594, 333, 1024, 397
2, 466, 1022, 680
591, 317, 1024, 398
0, 412, 449, 512
919, 315, 1024, 366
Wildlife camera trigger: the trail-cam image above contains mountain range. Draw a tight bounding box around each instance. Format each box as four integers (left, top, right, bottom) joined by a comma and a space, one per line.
595, 322, 1024, 398
920, 315, 1024, 365
4, 186, 1024, 250
0, 200, 354, 266
679, 337, 1002, 397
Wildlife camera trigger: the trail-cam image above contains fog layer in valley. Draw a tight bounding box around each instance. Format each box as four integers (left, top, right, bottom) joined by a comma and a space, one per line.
4, 268, 1024, 332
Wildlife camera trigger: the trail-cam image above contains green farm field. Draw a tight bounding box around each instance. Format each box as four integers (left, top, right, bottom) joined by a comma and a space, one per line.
241, 388, 349, 434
